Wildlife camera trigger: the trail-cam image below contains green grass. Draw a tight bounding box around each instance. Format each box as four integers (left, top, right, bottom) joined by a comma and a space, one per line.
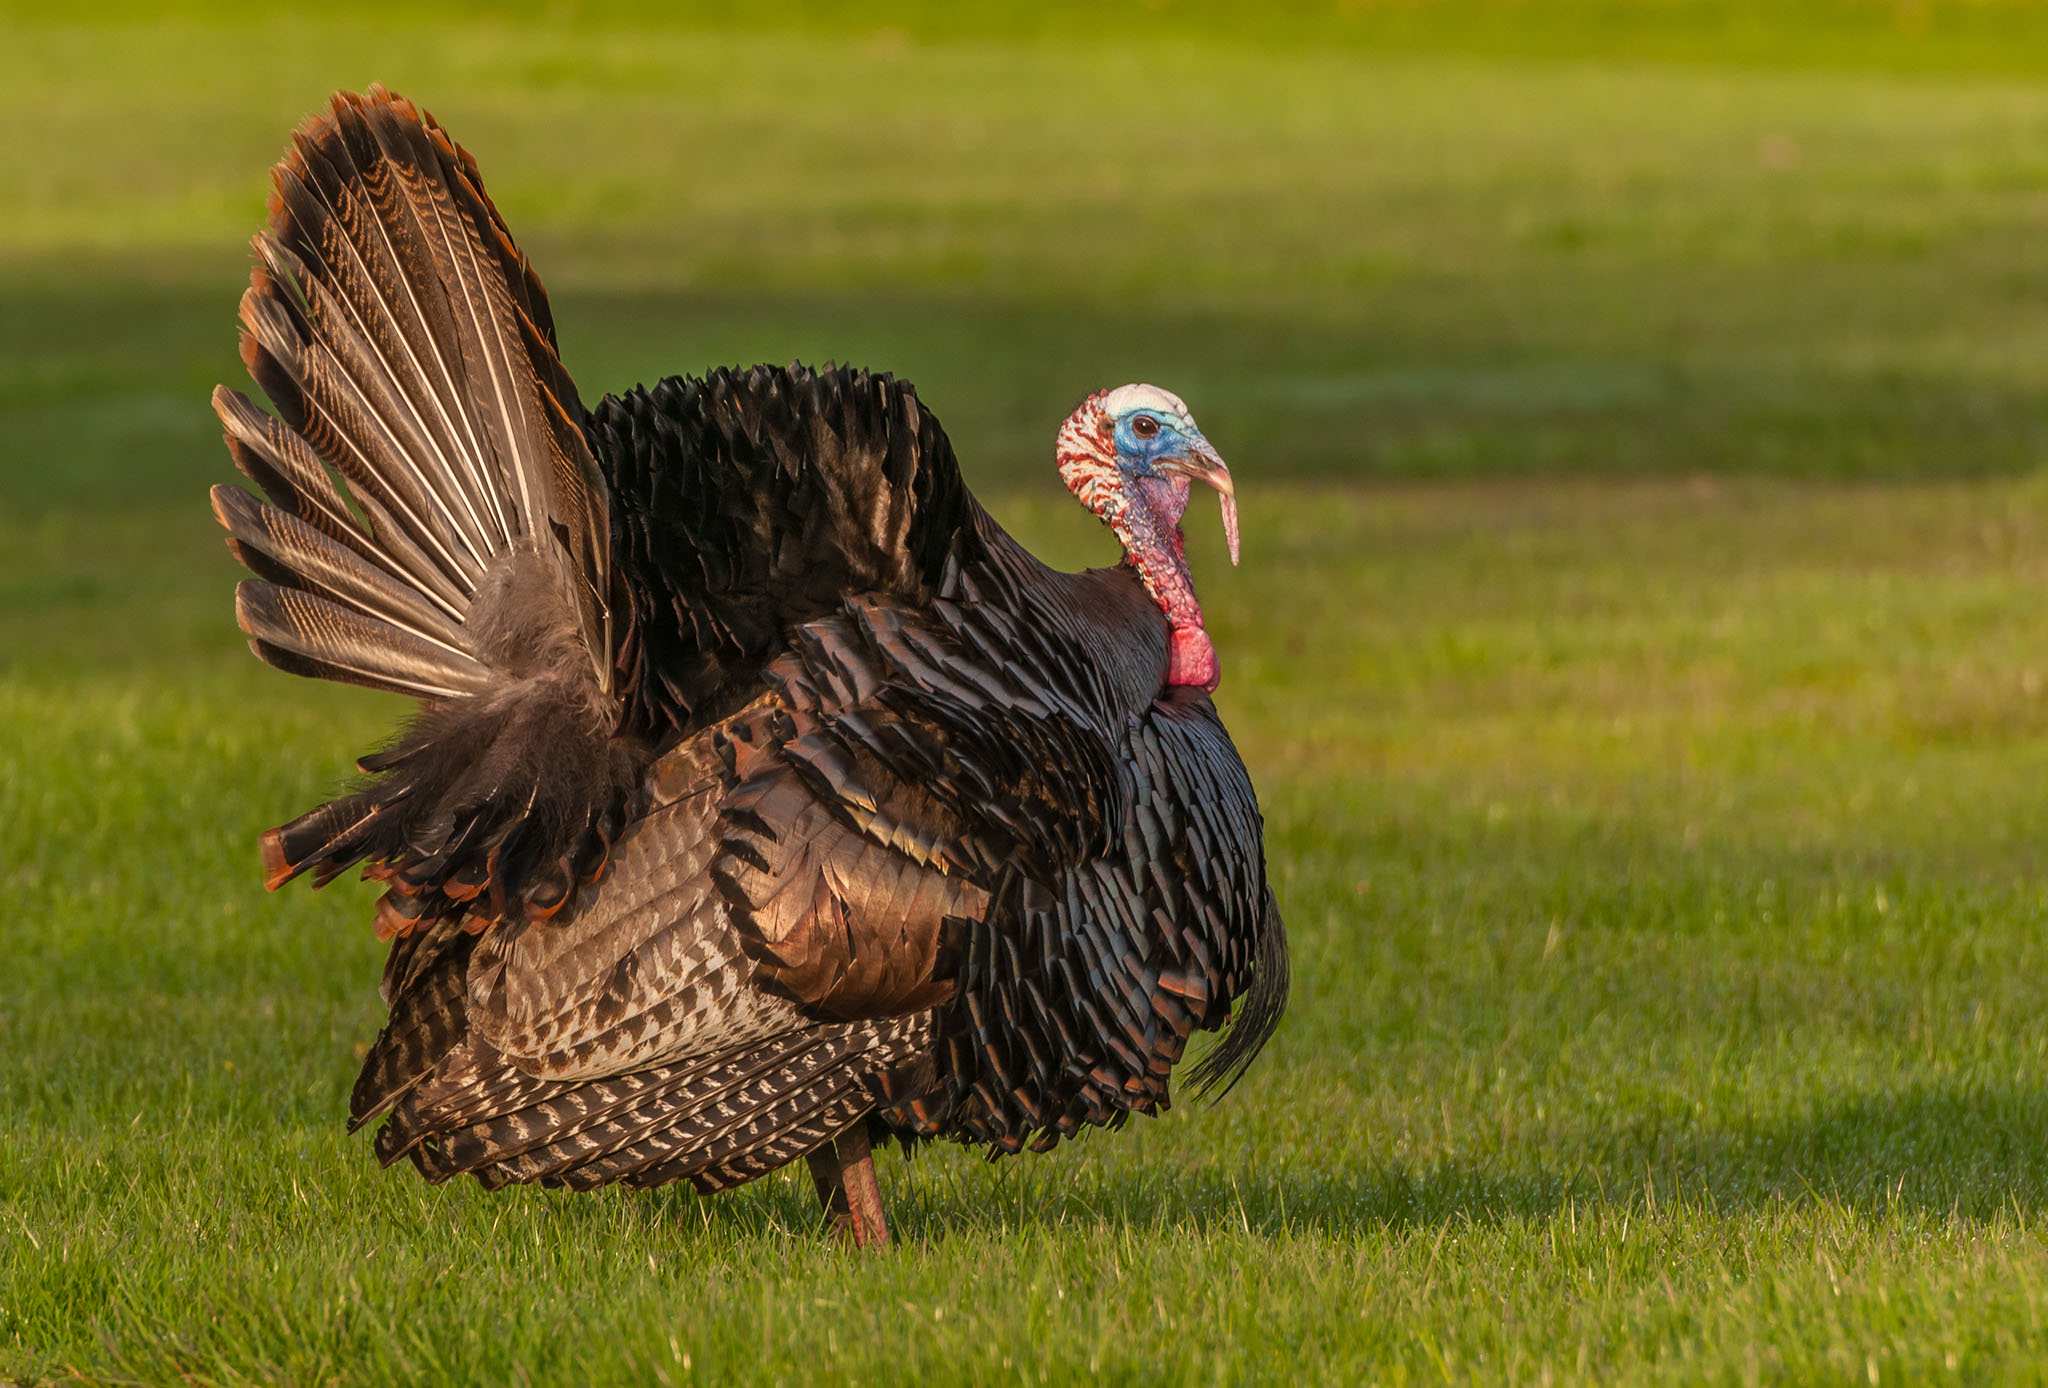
11, 5, 2048, 1384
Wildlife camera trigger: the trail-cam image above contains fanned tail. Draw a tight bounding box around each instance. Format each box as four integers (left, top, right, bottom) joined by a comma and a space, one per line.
213, 86, 641, 931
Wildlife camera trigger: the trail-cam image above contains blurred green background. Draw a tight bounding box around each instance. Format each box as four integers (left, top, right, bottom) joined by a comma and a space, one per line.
19, 0, 2048, 513
13, 4, 2048, 1384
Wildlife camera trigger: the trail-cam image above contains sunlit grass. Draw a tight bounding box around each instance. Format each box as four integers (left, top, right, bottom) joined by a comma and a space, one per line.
13, 479, 2048, 1382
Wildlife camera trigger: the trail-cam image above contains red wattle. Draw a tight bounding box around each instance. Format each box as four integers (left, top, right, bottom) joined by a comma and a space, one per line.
1167, 625, 1220, 691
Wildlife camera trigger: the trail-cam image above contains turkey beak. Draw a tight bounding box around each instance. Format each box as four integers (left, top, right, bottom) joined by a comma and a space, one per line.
1162, 438, 1239, 566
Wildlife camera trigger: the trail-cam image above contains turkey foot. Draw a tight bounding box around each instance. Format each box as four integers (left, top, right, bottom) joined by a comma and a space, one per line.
805, 1121, 891, 1249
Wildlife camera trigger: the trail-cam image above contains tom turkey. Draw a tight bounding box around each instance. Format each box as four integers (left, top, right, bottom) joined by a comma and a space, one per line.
211, 86, 1286, 1246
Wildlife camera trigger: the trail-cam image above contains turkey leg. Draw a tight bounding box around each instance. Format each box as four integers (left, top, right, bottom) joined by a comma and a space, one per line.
805, 1121, 890, 1249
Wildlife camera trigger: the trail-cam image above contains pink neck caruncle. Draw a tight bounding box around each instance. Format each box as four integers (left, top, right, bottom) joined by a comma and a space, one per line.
1056, 396, 1220, 691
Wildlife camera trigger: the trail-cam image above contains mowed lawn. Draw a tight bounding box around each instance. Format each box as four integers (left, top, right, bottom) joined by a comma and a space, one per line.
12, 6, 2048, 1383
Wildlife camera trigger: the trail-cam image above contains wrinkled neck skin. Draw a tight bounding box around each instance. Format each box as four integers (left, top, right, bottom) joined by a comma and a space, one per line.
1057, 401, 1221, 692
1118, 476, 1219, 692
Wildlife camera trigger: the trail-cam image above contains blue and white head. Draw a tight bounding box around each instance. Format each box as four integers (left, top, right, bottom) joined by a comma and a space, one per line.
1056, 383, 1239, 565
1054, 383, 1240, 689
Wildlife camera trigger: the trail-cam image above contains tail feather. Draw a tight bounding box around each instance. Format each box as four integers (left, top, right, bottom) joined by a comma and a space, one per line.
237, 271, 490, 596
233, 580, 488, 700
212, 483, 472, 659
261, 798, 401, 891
215, 85, 644, 933
265, 153, 510, 563
222, 82, 616, 682
216, 384, 475, 620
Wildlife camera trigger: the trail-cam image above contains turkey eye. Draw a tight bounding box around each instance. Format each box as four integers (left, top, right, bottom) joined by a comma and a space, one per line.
1131, 415, 1160, 440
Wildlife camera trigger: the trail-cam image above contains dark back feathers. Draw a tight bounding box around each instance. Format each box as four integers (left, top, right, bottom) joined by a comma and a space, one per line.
586, 364, 981, 739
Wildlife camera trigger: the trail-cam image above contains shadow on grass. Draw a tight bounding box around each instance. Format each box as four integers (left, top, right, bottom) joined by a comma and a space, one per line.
813, 1082, 2048, 1244
9, 266, 2048, 524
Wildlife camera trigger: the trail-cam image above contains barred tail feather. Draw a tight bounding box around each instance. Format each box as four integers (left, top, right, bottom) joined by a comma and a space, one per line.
214, 85, 643, 934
